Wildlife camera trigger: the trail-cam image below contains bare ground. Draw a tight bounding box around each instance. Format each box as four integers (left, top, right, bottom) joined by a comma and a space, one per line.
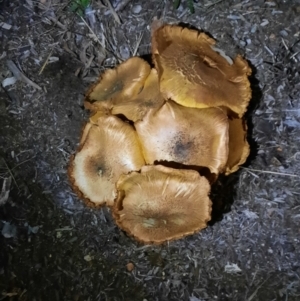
0, 0, 300, 300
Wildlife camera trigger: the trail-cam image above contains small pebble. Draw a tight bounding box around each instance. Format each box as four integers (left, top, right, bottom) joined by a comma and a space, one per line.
1, 222, 17, 238
280, 30, 288, 37
84, 254, 93, 262
132, 5, 142, 14
227, 15, 240, 20
126, 262, 135, 272
260, 19, 269, 27
250, 24, 257, 33
119, 45, 130, 60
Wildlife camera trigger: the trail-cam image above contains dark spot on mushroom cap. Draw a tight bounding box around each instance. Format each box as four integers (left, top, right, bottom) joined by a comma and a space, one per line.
86, 156, 111, 179
70, 116, 145, 207
135, 101, 229, 174
95, 165, 107, 177
173, 138, 195, 160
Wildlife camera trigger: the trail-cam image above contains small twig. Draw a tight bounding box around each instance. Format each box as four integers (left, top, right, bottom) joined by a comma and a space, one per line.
242, 167, 300, 178
0, 176, 11, 206
79, 16, 120, 62
281, 37, 289, 51
7, 60, 42, 90
1, 158, 19, 189
132, 33, 144, 57
132, 0, 164, 56
290, 51, 299, 62
243, 169, 259, 179
48, 16, 67, 30
104, 0, 121, 24
247, 276, 270, 301
11, 157, 35, 171
204, 0, 224, 8
264, 45, 274, 57
80, 15, 106, 49
115, 0, 132, 12
39, 48, 54, 75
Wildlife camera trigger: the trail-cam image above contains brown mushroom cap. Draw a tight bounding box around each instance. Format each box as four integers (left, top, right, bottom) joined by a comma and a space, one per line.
135, 100, 229, 174
84, 57, 151, 112
152, 25, 252, 117
69, 115, 145, 207
225, 117, 250, 175
113, 165, 212, 244
78, 121, 93, 147
111, 68, 164, 122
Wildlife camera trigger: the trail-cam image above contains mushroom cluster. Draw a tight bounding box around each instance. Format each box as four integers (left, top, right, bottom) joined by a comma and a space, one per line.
69, 24, 252, 244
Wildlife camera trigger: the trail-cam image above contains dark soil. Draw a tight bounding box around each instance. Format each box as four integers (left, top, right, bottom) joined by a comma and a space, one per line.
1, 0, 300, 300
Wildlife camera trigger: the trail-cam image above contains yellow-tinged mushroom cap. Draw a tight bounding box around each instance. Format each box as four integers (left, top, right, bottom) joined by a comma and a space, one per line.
84, 57, 151, 112
152, 25, 252, 117
68, 115, 145, 207
113, 165, 212, 244
225, 117, 250, 175
135, 100, 229, 174
111, 68, 164, 122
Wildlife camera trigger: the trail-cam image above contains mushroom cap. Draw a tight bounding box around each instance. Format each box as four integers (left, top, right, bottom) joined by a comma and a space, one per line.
135, 100, 229, 174
89, 110, 107, 125
225, 117, 250, 175
111, 68, 164, 122
78, 121, 93, 147
68, 115, 145, 207
152, 25, 252, 117
84, 57, 151, 112
113, 165, 212, 244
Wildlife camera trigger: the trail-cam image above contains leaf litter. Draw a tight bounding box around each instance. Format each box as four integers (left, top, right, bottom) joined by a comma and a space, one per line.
0, 0, 300, 300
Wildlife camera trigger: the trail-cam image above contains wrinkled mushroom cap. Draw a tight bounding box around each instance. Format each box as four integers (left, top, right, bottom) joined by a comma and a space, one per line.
225, 117, 250, 175
84, 57, 151, 112
113, 165, 212, 244
69, 115, 145, 207
135, 100, 229, 174
111, 68, 164, 122
152, 25, 252, 117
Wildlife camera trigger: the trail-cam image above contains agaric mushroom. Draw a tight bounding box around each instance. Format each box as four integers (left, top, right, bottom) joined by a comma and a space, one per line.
135, 100, 229, 174
113, 165, 212, 244
225, 117, 250, 175
69, 23, 252, 244
111, 68, 164, 122
84, 57, 151, 113
152, 24, 252, 117
68, 115, 145, 207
